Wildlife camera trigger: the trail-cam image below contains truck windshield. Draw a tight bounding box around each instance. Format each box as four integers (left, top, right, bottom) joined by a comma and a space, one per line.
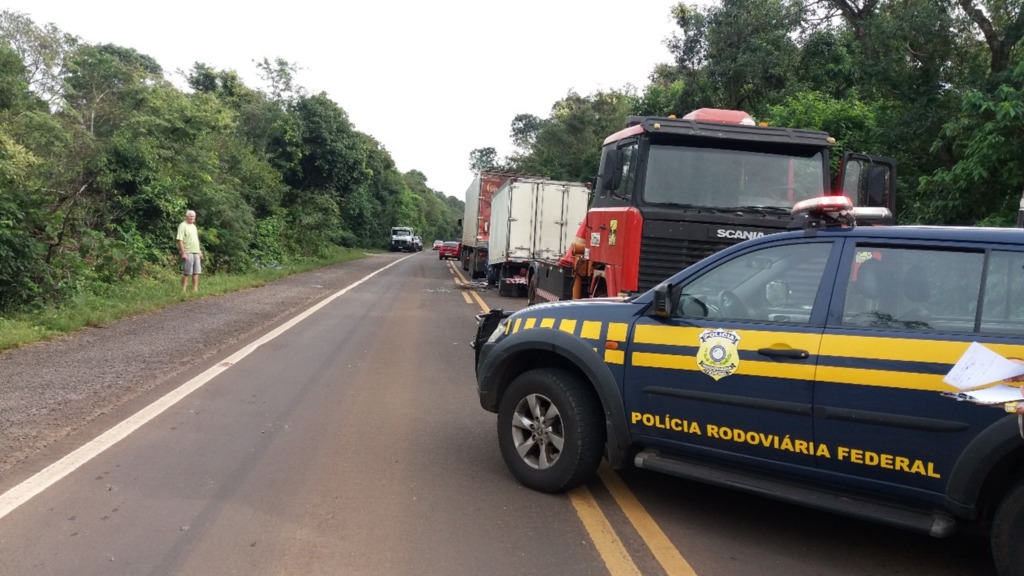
643, 144, 826, 209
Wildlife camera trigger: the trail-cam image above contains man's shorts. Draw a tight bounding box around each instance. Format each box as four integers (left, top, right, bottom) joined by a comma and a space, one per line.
182, 253, 202, 275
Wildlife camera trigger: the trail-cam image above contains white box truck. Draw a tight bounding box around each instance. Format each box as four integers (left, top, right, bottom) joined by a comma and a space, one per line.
486, 178, 590, 297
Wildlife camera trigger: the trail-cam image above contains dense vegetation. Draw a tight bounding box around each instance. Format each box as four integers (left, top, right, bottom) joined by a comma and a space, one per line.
0, 11, 463, 314
473, 0, 1024, 231
4, 1, 1024, 317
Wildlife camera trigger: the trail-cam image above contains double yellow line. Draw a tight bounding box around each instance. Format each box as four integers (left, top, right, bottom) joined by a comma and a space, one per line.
448, 260, 489, 309
446, 260, 697, 576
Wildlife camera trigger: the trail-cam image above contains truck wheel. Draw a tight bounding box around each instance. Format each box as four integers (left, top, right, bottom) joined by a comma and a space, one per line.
993, 479, 1024, 576
497, 368, 604, 493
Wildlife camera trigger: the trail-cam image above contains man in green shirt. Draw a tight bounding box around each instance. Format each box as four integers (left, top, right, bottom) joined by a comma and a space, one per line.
176, 209, 203, 293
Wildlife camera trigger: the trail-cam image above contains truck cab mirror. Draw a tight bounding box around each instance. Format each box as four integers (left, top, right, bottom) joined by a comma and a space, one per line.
839, 153, 896, 214
598, 149, 624, 195
866, 165, 889, 207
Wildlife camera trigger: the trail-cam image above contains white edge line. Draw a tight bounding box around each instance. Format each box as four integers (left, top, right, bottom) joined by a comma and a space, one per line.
0, 254, 414, 520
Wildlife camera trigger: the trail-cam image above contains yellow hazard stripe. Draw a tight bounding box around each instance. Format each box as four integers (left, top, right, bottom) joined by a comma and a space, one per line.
605, 349, 625, 365
821, 334, 971, 363
509, 317, 628, 365
634, 324, 822, 351
559, 319, 577, 334
508, 316, 1024, 393
817, 365, 947, 390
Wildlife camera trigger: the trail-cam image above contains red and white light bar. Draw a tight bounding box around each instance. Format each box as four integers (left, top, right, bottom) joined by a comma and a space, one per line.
792, 196, 892, 225
792, 195, 853, 215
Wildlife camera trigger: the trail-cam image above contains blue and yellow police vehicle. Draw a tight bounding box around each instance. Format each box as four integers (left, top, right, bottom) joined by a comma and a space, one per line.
473, 197, 1024, 576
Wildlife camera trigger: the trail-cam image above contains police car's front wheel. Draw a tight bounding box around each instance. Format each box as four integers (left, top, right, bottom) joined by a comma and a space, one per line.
992, 479, 1024, 576
497, 368, 604, 493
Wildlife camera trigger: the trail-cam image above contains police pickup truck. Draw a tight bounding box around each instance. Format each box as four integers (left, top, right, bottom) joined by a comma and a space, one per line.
473, 197, 1024, 576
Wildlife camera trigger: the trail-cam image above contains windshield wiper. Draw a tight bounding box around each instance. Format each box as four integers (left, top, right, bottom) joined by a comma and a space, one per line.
659, 203, 725, 213
734, 205, 793, 215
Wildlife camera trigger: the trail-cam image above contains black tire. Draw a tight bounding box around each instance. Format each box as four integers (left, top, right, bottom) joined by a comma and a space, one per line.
993, 479, 1024, 576
498, 278, 512, 297
496, 368, 604, 492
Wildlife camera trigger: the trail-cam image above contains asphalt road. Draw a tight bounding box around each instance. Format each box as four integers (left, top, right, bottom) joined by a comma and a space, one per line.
0, 252, 998, 575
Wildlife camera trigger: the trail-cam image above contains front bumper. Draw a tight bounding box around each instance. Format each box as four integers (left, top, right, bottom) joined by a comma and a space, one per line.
472, 309, 511, 410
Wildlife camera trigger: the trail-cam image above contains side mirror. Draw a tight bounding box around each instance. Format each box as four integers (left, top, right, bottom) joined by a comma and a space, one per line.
866, 165, 888, 207
653, 282, 675, 317
839, 153, 896, 214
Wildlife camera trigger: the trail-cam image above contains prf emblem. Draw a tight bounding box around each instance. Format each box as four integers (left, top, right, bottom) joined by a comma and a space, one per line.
697, 329, 741, 380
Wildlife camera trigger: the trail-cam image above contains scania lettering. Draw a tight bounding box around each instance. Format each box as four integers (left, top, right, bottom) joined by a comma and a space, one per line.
716, 229, 765, 240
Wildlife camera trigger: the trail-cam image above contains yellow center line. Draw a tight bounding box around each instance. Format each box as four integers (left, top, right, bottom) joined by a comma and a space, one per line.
569, 485, 642, 576
599, 466, 698, 576
449, 261, 489, 311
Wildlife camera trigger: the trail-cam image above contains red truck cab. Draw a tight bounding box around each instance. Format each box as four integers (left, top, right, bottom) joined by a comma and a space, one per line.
529, 109, 896, 303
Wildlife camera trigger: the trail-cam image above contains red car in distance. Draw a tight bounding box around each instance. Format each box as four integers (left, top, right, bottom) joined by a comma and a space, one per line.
438, 241, 460, 260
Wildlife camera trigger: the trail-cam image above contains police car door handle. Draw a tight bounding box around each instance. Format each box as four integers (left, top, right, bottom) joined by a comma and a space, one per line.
757, 348, 810, 360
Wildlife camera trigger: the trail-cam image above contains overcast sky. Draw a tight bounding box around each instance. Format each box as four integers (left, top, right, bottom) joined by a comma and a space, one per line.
4, 1, 681, 201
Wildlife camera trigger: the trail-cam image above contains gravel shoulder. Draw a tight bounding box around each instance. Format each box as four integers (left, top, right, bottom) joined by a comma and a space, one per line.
0, 252, 406, 475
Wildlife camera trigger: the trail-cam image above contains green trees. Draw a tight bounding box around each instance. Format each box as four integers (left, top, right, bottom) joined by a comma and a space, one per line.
918, 62, 1024, 226
0, 43, 47, 310
495, 0, 1024, 230
472, 89, 637, 185
6, 1, 1024, 314
0, 11, 463, 314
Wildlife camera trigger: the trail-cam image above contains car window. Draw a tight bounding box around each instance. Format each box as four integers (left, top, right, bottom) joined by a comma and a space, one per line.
842, 246, 983, 332
981, 250, 1024, 336
674, 242, 833, 323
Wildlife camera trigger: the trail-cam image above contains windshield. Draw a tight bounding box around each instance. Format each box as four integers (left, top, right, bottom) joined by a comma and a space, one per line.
393, 229, 412, 236
643, 144, 826, 209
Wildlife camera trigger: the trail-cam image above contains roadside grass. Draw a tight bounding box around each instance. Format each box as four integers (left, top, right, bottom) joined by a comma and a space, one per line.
0, 247, 371, 353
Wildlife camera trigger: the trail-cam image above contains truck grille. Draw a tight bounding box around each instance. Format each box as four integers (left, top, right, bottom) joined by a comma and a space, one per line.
638, 237, 725, 292
636, 218, 793, 293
